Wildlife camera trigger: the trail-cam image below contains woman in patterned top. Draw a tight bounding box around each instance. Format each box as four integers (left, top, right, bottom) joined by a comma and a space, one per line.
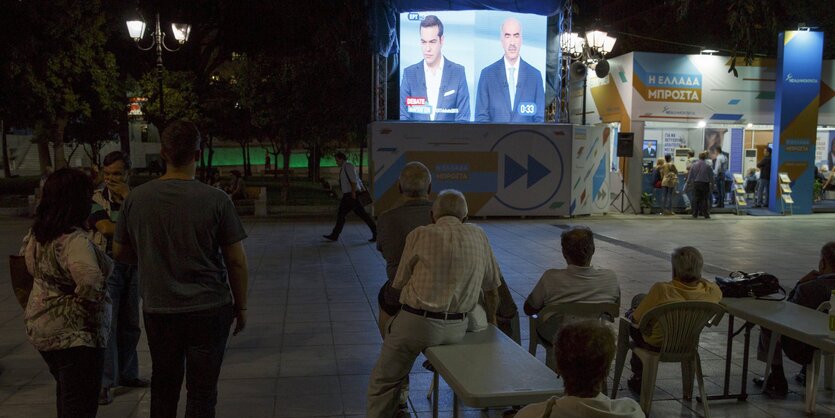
20, 168, 113, 418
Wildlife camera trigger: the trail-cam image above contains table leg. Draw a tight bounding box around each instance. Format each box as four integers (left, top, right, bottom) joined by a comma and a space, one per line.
805, 350, 822, 414
433, 371, 439, 418
740, 323, 751, 400
723, 315, 734, 395
705, 314, 748, 401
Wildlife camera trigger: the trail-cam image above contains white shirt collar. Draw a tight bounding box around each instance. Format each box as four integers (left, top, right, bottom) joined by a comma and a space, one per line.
424, 55, 445, 76
503, 56, 520, 71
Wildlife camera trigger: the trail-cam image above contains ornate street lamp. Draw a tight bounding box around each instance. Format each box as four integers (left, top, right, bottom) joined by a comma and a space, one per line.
126, 13, 190, 123
559, 30, 616, 124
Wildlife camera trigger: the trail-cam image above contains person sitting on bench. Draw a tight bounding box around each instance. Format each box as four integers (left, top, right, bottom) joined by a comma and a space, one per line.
515, 321, 644, 418
754, 241, 835, 397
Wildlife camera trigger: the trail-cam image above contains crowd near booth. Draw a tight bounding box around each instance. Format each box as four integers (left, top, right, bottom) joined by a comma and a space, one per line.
369, 1, 831, 216
573, 44, 835, 214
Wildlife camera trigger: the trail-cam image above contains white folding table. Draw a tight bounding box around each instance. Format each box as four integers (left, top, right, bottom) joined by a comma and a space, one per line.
424, 325, 563, 417
712, 298, 835, 413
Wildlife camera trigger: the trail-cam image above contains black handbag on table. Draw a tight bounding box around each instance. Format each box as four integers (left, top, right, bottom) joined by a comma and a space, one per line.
715, 271, 786, 300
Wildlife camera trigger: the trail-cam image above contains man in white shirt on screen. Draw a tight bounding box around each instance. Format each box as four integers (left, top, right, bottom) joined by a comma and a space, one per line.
399, 15, 470, 121
475, 17, 545, 123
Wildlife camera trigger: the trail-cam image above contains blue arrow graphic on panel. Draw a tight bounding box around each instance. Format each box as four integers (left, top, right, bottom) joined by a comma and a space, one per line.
505, 155, 527, 188
527, 155, 550, 188
504, 154, 551, 188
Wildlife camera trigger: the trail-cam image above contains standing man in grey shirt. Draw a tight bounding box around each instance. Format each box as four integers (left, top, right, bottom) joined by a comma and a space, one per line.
713, 146, 729, 208
114, 120, 249, 418
686, 151, 715, 219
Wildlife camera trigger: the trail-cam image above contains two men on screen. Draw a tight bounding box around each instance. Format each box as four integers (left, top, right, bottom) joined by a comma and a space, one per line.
399, 15, 471, 121
475, 18, 545, 123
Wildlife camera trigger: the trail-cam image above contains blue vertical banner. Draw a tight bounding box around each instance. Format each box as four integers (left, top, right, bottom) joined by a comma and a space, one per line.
771, 31, 824, 214
730, 128, 744, 174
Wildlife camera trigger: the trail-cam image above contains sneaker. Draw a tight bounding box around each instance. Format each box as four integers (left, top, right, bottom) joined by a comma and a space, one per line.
627, 375, 642, 394
322, 234, 338, 241
795, 365, 807, 386
795, 372, 806, 386
753, 374, 788, 397
98, 387, 113, 405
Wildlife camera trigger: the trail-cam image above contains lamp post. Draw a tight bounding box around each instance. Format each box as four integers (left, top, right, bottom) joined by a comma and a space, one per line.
126, 13, 191, 124
559, 30, 616, 125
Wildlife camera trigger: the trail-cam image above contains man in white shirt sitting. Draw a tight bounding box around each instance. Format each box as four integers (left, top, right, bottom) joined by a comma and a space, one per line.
366, 189, 502, 417
515, 321, 644, 418
524, 226, 620, 345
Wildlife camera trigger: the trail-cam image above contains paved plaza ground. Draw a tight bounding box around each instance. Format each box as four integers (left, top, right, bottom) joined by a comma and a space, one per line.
0, 213, 834, 417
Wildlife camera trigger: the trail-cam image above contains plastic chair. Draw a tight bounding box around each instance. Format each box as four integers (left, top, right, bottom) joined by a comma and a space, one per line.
807, 300, 834, 411
610, 301, 724, 417
528, 302, 620, 370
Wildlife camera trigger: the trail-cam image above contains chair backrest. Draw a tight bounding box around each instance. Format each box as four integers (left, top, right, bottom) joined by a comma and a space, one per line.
537, 301, 621, 325
638, 301, 725, 362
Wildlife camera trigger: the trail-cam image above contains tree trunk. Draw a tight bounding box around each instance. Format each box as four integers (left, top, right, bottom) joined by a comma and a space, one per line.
1, 119, 11, 178
245, 142, 252, 177
52, 117, 68, 169
119, 110, 130, 154
282, 140, 291, 204
358, 142, 364, 180
239, 142, 247, 177
272, 151, 280, 178
37, 140, 51, 173
206, 134, 215, 178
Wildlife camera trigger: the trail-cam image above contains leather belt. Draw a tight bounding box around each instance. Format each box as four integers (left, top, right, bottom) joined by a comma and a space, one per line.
402, 305, 467, 320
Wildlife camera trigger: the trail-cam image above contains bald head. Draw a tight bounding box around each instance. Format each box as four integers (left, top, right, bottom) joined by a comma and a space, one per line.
432, 189, 468, 221
398, 162, 432, 198
500, 18, 522, 63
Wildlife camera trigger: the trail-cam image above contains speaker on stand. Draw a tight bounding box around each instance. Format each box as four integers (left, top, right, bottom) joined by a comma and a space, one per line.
611, 132, 636, 214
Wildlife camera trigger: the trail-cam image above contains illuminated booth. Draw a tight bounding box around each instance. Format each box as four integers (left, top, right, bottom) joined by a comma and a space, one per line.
369, 1, 613, 217
573, 48, 835, 214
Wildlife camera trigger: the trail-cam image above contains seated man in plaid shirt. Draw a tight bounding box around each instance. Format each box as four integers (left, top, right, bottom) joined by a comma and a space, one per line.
367, 189, 502, 417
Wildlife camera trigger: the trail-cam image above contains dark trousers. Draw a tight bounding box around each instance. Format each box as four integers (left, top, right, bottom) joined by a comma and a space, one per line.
40, 346, 105, 418
715, 174, 726, 207
144, 305, 234, 418
693, 182, 711, 218
102, 262, 141, 388
330, 193, 376, 238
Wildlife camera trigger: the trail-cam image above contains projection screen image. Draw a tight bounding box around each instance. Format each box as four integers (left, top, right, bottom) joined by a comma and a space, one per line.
398, 10, 547, 123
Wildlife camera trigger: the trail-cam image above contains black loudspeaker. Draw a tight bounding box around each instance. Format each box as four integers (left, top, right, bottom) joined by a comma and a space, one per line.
617, 132, 634, 157
594, 59, 610, 78
570, 61, 587, 79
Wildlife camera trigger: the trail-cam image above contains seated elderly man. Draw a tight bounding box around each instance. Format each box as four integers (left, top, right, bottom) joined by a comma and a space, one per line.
374, 162, 433, 413
376, 162, 434, 338
626, 246, 722, 393
516, 321, 644, 418
367, 189, 502, 417
524, 226, 619, 344
754, 241, 835, 396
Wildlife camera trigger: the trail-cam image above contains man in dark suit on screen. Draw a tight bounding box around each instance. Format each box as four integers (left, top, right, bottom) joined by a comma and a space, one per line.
475, 17, 544, 123
399, 15, 470, 121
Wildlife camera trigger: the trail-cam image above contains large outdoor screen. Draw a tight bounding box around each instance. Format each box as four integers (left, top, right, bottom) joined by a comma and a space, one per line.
398, 11, 547, 123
